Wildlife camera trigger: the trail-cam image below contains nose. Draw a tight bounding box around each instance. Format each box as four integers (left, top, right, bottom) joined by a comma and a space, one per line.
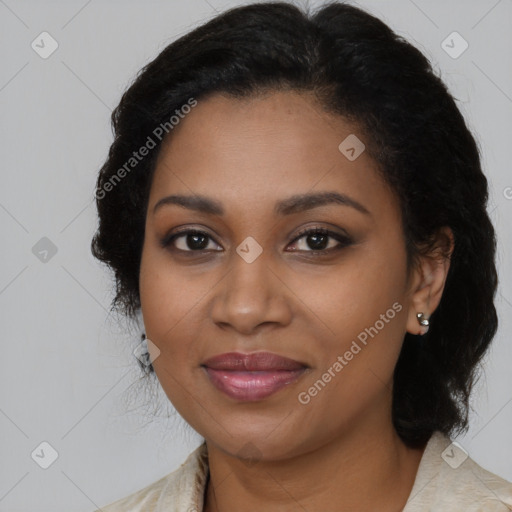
210, 248, 293, 335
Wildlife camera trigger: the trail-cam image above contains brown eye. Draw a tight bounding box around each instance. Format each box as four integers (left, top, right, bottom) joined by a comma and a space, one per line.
288, 227, 353, 254
160, 230, 222, 252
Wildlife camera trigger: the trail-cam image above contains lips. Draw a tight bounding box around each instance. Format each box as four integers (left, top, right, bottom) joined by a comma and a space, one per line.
202, 352, 308, 401
203, 352, 307, 371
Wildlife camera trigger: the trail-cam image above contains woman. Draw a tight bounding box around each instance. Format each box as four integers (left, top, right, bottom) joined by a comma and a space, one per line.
91, 2, 512, 510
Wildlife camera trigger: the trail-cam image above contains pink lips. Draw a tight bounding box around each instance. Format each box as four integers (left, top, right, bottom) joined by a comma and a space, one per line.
202, 352, 308, 401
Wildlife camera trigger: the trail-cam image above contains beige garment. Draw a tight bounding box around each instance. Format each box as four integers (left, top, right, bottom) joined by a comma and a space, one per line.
95, 432, 512, 511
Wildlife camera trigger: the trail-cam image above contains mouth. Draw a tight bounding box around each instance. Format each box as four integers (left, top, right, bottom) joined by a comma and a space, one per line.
201, 352, 309, 401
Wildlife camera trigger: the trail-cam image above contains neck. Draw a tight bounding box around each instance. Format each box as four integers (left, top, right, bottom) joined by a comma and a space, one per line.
203, 420, 427, 512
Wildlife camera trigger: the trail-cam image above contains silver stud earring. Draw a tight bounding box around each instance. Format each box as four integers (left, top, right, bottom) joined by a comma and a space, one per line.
417, 312, 430, 335
417, 312, 429, 326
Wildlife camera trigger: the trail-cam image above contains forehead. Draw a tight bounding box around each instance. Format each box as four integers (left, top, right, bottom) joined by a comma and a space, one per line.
149, 91, 397, 222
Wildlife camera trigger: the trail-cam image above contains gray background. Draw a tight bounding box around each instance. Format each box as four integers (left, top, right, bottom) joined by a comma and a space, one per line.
0, 0, 511, 510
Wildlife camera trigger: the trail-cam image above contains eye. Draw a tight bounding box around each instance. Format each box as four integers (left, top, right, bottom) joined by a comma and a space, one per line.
288, 227, 353, 255
160, 229, 222, 253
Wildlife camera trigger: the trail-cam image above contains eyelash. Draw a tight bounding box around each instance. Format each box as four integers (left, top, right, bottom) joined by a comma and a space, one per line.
160, 226, 353, 257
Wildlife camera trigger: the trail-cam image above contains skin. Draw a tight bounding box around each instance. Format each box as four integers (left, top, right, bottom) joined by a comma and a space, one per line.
139, 90, 454, 512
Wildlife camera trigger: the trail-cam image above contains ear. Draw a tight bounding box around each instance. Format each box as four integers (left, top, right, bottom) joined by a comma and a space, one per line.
405, 227, 454, 336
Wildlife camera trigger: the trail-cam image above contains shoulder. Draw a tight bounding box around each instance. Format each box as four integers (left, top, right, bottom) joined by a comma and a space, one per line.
93, 443, 209, 512
405, 432, 512, 512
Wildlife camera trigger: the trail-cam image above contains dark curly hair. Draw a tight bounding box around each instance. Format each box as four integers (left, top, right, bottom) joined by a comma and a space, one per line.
91, 1, 498, 448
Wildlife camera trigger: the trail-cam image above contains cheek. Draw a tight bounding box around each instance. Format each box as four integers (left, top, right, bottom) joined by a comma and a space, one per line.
138, 245, 222, 390
304, 243, 408, 370
297, 269, 406, 429
307, 252, 404, 325
139, 249, 192, 376
138, 251, 198, 408
139, 246, 203, 338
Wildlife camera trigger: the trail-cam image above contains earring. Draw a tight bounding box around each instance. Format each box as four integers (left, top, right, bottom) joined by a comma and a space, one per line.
417, 312, 429, 326
416, 312, 429, 335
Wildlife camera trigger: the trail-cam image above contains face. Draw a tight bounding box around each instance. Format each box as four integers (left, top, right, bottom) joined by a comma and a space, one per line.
139, 90, 427, 460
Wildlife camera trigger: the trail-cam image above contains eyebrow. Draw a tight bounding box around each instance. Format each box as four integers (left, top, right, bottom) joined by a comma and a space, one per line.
153, 191, 371, 217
